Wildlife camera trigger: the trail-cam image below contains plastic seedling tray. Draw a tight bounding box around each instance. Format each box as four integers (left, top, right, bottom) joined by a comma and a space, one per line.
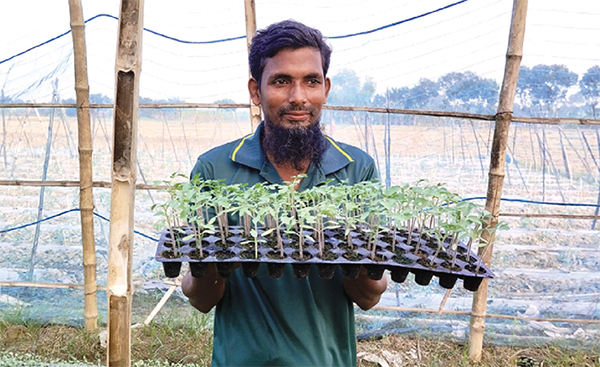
155, 226, 493, 291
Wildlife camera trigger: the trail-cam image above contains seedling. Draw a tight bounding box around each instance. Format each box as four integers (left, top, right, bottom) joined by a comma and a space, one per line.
152, 172, 505, 286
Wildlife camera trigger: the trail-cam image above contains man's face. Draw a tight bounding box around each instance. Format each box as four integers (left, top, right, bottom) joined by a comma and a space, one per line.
249, 47, 331, 130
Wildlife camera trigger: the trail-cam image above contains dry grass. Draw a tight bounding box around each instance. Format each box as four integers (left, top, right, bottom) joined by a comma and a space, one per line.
1, 320, 598, 367
356, 334, 599, 367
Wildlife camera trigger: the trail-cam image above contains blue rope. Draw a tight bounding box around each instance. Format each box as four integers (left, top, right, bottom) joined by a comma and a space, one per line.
0, 14, 245, 66
0, 30, 72, 66
1, 1, 469, 65
92, 211, 159, 242
0, 208, 80, 234
0, 197, 597, 240
462, 197, 600, 208
329, 0, 468, 39
0, 14, 111, 66
0, 207, 159, 242
143, 28, 246, 44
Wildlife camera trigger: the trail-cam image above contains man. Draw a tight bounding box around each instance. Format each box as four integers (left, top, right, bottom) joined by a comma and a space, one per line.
181, 20, 387, 367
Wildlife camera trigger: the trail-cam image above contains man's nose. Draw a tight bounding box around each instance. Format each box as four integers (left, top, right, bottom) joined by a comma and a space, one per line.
288, 82, 307, 105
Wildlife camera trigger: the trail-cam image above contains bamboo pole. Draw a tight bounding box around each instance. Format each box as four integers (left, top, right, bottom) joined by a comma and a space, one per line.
468, 0, 528, 361
0, 281, 107, 291
0, 179, 163, 189
2, 102, 600, 126
107, 0, 144, 366
372, 305, 600, 325
244, 0, 261, 130
2, 279, 600, 326
68, 0, 98, 332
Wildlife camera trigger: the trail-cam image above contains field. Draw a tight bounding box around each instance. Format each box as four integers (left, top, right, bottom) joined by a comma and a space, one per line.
1, 107, 600, 365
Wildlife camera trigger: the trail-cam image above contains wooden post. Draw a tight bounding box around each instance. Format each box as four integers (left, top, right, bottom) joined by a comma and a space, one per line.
244, 0, 262, 130
1, 90, 7, 169
68, 0, 98, 331
468, 0, 528, 361
107, 0, 144, 366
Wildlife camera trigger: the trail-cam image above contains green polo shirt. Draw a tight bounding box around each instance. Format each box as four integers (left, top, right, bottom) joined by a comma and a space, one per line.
191, 122, 378, 367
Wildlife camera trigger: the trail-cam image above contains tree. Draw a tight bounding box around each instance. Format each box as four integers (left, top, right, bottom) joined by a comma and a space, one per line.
579, 65, 600, 118
409, 78, 440, 110
213, 98, 236, 105
327, 69, 376, 125
438, 71, 499, 113
328, 69, 376, 107
386, 86, 411, 108
384, 78, 440, 110
90, 93, 113, 104
213, 98, 238, 117
517, 64, 578, 116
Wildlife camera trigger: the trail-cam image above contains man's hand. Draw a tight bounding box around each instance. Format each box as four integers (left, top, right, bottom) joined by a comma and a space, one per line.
343, 267, 388, 310
181, 263, 240, 313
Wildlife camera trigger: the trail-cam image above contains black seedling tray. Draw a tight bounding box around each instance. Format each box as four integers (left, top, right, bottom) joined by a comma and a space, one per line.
155, 226, 494, 291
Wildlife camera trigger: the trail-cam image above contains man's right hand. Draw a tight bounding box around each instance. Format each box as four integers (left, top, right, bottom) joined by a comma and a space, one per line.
181, 263, 238, 313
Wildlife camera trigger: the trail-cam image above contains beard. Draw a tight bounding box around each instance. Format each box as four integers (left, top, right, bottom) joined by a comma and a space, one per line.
261, 117, 327, 172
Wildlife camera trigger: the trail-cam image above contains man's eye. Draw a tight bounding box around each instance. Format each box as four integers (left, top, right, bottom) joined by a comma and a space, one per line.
274, 79, 287, 85
308, 79, 321, 85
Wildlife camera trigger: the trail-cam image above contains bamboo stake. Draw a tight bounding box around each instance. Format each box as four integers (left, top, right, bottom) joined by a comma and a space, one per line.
363, 113, 369, 154
107, 0, 144, 366
28, 85, 59, 281
244, 0, 262, 130
68, 0, 98, 332
468, 0, 528, 361
143, 281, 179, 326
385, 90, 391, 187
592, 128, 600, 230
1, 90, 7, 169
438, 289, 452, 313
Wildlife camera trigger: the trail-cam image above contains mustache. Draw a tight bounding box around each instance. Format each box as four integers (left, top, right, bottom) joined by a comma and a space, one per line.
277, 104, 315, 116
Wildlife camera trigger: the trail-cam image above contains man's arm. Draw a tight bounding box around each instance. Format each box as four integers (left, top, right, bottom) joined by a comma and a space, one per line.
181, 264, 226, 313
343, 267, 387, 310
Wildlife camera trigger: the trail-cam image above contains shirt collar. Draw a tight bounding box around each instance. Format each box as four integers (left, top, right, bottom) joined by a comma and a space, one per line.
230, 121, 354, 176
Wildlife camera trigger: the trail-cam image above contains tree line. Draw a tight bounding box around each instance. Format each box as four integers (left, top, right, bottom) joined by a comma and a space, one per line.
1, 64, 597, 120
327, 64, 600, 120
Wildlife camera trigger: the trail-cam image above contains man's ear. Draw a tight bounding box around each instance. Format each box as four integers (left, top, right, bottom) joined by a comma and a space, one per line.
248, 78, 261, 105
324, 77, 331, 102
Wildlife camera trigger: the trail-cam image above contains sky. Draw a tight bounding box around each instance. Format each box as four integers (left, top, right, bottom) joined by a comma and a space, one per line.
1, 0, 599, 104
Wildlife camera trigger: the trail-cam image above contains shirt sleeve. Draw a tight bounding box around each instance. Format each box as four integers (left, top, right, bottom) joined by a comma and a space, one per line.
190, 156, 213, 181
360, 159, 379, 182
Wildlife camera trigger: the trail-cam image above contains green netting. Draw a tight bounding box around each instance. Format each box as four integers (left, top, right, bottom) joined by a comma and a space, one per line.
1, 111, 599, 350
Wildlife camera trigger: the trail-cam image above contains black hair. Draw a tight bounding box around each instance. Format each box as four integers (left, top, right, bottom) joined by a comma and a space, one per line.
249, 20, 332, 87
